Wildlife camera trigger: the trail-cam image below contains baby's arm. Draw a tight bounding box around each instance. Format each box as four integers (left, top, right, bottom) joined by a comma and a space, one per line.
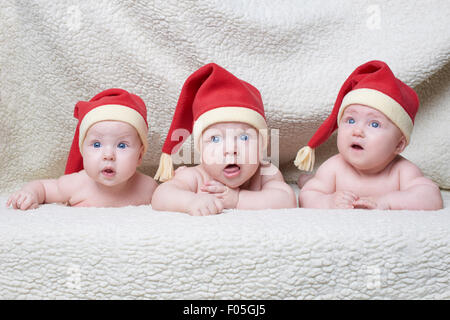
6, 173, 79, 210
151, 168, 223, 215
237, 165, 297, 210
299, 157, 357, 209
359, 160, 443, 210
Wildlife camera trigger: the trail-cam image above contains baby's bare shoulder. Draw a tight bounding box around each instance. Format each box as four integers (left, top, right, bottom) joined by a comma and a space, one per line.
317, 154, 347, 174
57, 170, 90, 189
390, 156, 422, 175
47, 171, 92, 202
135, 172, 158, 191
174, 165, 203, 180
300, 155, 343, 192
168, 165, 203, 191
392, 156, 436, 188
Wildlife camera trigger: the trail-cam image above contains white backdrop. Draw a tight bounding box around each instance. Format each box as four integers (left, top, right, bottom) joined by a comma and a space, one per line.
1, 0, 449, 193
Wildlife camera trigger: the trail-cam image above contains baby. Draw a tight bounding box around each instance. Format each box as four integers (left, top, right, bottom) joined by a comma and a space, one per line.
151, 63, 296, 215
295, 60, 442, 210
7, 88, 157, 209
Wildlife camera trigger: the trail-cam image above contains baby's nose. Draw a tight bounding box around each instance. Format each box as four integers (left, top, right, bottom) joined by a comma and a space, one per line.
103, 148, 116, 160
224, 137, 238, 155
352, 126, 365, 137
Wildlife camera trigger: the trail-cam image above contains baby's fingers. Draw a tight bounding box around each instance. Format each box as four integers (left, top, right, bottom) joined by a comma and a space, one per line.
29, 202, 39, 210
16, 193, 30, 210
214, 198, 224, 213
200, 185, 227, 194
19, 196, 36, 211
354, 199, 376, 209
339, 195, 355, 204
341, 191, 359, 201
205, 180, 225, 187
206, 203, 216, 215
9, 193, 22, 209
6, 193, 16, 208
200, 207, 211, 216
335, 201, 354, 209
6, 195, 13, 208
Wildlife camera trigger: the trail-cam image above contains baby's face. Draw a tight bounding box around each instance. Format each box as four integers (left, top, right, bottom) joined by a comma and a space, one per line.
337, 104, 406, 173
200, 122, 261, 188
82, 121, 143, 187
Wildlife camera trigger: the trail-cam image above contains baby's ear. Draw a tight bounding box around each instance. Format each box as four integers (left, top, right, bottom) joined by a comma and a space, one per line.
395, 136, 407, 154
137, 144, 145, 166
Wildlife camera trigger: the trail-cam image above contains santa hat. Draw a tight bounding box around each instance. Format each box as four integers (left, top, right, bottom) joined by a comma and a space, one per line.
294, 60, 419, 171
65, 88, 148, 174
154, 63, 267, 182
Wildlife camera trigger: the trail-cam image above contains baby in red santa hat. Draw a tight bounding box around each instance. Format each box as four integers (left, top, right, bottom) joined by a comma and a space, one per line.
151, 63, 296, 215
295, 60, 442, 210
7, 88, 157, 209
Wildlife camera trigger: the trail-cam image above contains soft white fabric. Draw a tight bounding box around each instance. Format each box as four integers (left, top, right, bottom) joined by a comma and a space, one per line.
0, 189, 449, 299
0, 0, 449, 300
0, 0, 449, 193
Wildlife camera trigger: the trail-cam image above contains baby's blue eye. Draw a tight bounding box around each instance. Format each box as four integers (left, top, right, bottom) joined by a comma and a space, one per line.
117, 142, 127, 149
370, 121, 380, 128
211, 136, 221, 143
347, 118, 355, 124
240, 134, 249, 141
93, 142, 101, 148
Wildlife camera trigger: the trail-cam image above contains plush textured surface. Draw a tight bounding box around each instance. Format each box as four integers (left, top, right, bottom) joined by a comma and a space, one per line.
0, 0, 449, 192
0, 189, 449, 299
0, 0, 449, 299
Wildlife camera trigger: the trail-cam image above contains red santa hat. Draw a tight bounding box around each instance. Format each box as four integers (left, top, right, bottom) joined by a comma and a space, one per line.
65, 88, 149, 174
294, 60, 419, 171
154, 63, 267, 182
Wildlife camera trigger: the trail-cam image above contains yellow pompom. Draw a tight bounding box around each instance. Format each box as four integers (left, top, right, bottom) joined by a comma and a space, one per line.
294, 146, 315, 171
154, 153, 174, 182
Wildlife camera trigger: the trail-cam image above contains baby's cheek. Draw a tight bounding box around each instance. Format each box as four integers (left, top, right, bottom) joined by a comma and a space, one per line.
82, 153, 99, 169
202, 147, 223, 165
119, 158, 139, 178
130, 151, 143, 165
239, 144, 258, 164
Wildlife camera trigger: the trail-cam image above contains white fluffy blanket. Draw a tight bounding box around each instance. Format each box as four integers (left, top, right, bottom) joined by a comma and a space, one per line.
0, 189, 449, 299
0, 0, 449, 299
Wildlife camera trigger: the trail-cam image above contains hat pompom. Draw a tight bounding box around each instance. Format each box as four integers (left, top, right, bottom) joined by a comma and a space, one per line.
154, 152, 174, 182
294, 146, 315, 171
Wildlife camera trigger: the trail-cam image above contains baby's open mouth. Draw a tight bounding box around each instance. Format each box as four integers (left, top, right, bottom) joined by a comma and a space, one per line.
102, 168, 116, 176
351, 143, 364, 150
223, 164, 241, 178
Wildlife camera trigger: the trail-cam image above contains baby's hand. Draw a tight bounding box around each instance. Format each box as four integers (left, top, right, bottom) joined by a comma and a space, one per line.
200, 180, 239, 209
354, 197, 390, 210
6, 190, 39, 210
331, 191, 359, 209
187, 193, 224, 216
